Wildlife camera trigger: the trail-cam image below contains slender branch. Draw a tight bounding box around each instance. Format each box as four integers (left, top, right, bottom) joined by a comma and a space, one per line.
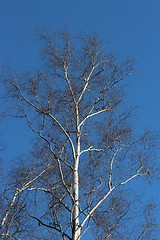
64, 66, 76, 103
77, 64, 100, 104
49, 39, 76, 103
53, 195, 71, 213
136, 224, 157, 240
79, 108, 110, 127
80, 146, 104, 155
108, 147, 122, 190
55, 211, 67, 240
1, 190, 19, 226
25, 113, 73, 170
80, 144, 121, 156
29, 215, 72, 240
0, 233, 21, 240
24, 114, 74, 201
79, 181, 104, 199
6, 78, 76, 161
80, 144, 133, 155
25, 186, 59, 191
80, 168, 149, 229
1, 165, 51, 227
57, 157, 74, 202
78, 77, 123, 129
23, 167, 51, 189
77, 225, 89, 240
47, 112, 76, 160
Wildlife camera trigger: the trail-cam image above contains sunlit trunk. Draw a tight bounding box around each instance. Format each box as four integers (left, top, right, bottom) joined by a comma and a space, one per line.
72, 105, 81, 240
72, 161, 81, 240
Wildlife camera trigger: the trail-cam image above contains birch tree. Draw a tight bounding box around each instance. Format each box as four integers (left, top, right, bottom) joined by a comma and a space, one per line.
0, 30, 158, 239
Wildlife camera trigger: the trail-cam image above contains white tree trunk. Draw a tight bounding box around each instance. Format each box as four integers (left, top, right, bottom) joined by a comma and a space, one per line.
72, 165, 80, 240
72, 106, 81, 240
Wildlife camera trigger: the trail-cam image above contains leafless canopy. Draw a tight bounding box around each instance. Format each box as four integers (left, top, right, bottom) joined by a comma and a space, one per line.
0, 29, 158, 240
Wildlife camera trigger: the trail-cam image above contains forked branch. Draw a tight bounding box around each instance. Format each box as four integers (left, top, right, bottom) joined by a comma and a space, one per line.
80, 167, 149, 229
1, 165, 51, 226
29, 215, 72, 240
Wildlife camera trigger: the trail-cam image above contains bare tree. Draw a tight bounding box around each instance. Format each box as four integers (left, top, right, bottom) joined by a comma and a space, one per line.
0, 29, 158, 239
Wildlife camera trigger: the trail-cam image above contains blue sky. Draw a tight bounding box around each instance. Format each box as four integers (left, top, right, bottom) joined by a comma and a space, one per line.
1, 0, 160, 127
0, 0, 160, 233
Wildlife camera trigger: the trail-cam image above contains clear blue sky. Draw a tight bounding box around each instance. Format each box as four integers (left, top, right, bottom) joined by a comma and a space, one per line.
0, 0, 160, 233
0, 0, 160, 128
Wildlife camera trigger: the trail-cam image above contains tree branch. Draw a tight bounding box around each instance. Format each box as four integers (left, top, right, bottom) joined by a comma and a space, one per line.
5, 77, 76, 161
80, 167, 149, 229
79, 108, 110, 127
64, 66, 76, 103
29, 215, 72, 240
0, 233, 21, 240
108, 147, 122, 190
1, 165, 51, 227
80, 146, 104, 155
25, 113, 73, 170
77, 63, 100, 104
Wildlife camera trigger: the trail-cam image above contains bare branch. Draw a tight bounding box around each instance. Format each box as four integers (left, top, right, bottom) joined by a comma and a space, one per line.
5, 76, 76, 161
0, 233, 21, 240
1, 165, 51, 227
108, 147, 122, 190
29, 215, 72, 240
79, 181, 104, 199
80, 168, 149, 229
53, 195, 71, 213
25, 113, 73, 170
1, 190, 19, 227
57, 156, 74, 202
80, 146, 104, 155
47, 112, 76, 160
64, 66, 76, 103
77, 63, 100, 104
136, 224, 157, 240
79, 107, 110, 127
1, 31, 157, 239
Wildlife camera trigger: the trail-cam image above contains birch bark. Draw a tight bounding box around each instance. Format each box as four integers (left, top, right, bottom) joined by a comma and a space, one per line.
72, 103, 81, 240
